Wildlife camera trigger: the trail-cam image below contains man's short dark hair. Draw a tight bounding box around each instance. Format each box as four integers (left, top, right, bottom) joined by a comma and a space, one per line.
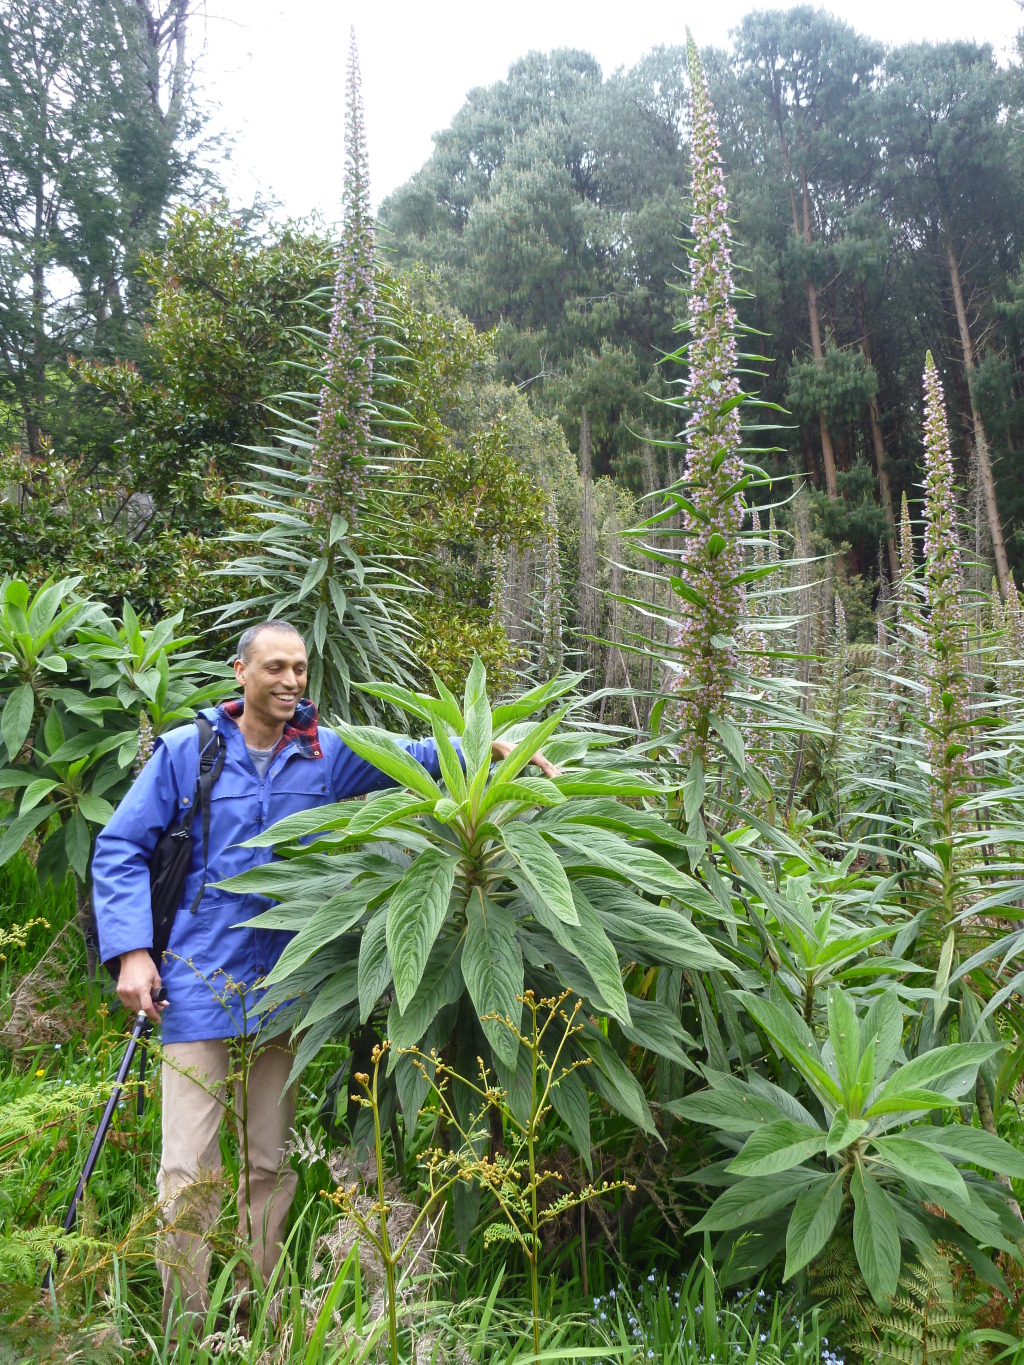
237, 620, 304, 663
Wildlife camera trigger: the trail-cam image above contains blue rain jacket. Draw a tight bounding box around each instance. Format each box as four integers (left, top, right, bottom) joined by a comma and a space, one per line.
91, 702, 445, 1042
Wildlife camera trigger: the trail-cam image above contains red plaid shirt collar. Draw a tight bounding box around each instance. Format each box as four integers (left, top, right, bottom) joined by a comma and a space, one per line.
218, 697, 323, 760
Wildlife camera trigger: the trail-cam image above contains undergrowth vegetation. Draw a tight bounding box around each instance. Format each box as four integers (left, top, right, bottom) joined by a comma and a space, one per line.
3, 24, 1024, 1365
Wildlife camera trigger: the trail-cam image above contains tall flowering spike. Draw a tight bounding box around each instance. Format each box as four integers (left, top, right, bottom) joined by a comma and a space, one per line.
669, 35, 746, 760
828, 592, 847, 744
539, 493, 563, 679
921, 351, 971, 820
310, 30, 376, 527
1005, 576, 1024, 661
134, 710, 154, 778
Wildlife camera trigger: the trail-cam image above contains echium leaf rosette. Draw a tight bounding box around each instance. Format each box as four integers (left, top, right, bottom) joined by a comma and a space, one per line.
309, 31, 375, 530
921, 352, 972, 836
665, 35, 747, 767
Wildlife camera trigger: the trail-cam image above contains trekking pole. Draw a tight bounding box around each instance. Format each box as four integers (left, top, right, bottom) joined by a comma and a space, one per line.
41, 988, 166, 1291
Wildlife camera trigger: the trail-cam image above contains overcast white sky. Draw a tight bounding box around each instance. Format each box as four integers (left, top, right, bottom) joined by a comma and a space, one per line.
192, 0, 1023, 223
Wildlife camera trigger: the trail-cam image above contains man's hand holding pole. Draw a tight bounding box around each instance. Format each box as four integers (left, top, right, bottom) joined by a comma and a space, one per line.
117, 948, 168, 1023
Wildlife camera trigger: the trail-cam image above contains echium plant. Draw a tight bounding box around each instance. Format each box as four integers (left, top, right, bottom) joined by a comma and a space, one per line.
228, 662, 727, 1160
309, 30, 375, 529
671, 983, 1024, 1305
920, 352, 971, 841
663, 35, 748, 766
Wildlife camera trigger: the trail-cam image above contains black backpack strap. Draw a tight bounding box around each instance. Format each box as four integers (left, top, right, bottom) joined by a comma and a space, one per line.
188, 716, 226, 915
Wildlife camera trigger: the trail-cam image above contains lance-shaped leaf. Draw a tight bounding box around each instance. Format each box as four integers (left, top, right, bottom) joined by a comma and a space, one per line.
2, 683, 34, 761
333, 721, 442, 800
907, 1124, 1024, 1180
738, 992, 842, 1103
826, 1109, 869, 1156
358, 907, 391, 1023
501, 823, 577, 925
868, 1042, 1004, 1113
728, 1118, 828, 1176
785, 1173, 844, 1280
871, 1136, 969, 1201
461, 656, 492, 785
260, 879, 392, 983
666, 1081, 784, 1134
549, 1064, 592, 1171
827, 987, 860, 1095
526, 883, 629, 1024
462, 887, 523, 1068
692, 1173, 821, 1233
387, 936, 464, 1050
553, 825, 697, 898
851, 1163, 901, 1305
490, 704, 570, 786
386, 848, 459, 1012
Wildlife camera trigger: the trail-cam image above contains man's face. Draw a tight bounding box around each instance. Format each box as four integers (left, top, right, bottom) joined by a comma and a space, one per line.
233, 629, 308, 727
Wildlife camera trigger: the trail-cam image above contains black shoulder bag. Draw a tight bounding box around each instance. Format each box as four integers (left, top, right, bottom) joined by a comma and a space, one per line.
103, 716, 226, 982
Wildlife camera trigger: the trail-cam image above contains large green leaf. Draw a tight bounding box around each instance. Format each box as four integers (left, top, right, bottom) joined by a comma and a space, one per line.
462, 887, 523, 1068
358, 907, 392, 1023
262, 881, 387, 983
553, 825, 696, 898
45, 728, 127, 767
461, 656, 492, 784
387, 935, 463, 1049
871, 1136, 969, 1200
909, 1124, 1024, 1180
549, 1064, 593, 1172
869, 1043, 1004, 1112
785, 1173, 844, 1279
300, 961, 359, 1029
728, 1119, 828, 1176
851, 1163, 901, 1304
501, 823, 577, 926
525, 884, 629, 1024
333, 721, 442, 801
738, 992, 842, 1103
387, 848, 459, 1012
593, 894, 731, 973
491, 673, 582, 732
0, 804, 52, 867
64, 810, 91, 881
666, 1081, 784, 1134
20, 778, 58, 812
827, 988, 860, 1095
554, 769, 664, 798
692, 1173, 817, 1233
430, 715, 467, 803
826, 1109, 869, 1155
580, 1026, 655, 1134
490, 705, 571, 787
1, 683, 34, 761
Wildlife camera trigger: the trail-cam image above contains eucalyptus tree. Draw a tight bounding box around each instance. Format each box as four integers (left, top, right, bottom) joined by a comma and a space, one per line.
881, 40, 1024, 595
0, 0, 202, 454
731, 6, 882, 501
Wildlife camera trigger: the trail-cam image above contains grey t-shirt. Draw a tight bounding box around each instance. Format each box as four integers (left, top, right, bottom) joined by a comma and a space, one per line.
247, 745, 276, 780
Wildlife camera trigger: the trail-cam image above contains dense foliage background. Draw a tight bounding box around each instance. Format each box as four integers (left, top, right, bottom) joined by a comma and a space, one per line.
4, 5, 1024, 1364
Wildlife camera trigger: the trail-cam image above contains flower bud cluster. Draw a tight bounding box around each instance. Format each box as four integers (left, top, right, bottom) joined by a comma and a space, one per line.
310, 32, 375, 528
669, 39, 746, 758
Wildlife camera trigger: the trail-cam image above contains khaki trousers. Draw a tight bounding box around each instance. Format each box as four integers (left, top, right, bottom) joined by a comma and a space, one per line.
156, 1039, 298, 1325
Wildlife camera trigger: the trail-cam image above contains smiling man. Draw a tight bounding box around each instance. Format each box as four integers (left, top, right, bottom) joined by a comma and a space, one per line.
91, 619, 555, 1328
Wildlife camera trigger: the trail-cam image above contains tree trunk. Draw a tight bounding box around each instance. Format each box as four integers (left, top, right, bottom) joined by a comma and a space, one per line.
797, 171, 838, 498
942, 215, 1010, 595
854, 288, 900, 582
